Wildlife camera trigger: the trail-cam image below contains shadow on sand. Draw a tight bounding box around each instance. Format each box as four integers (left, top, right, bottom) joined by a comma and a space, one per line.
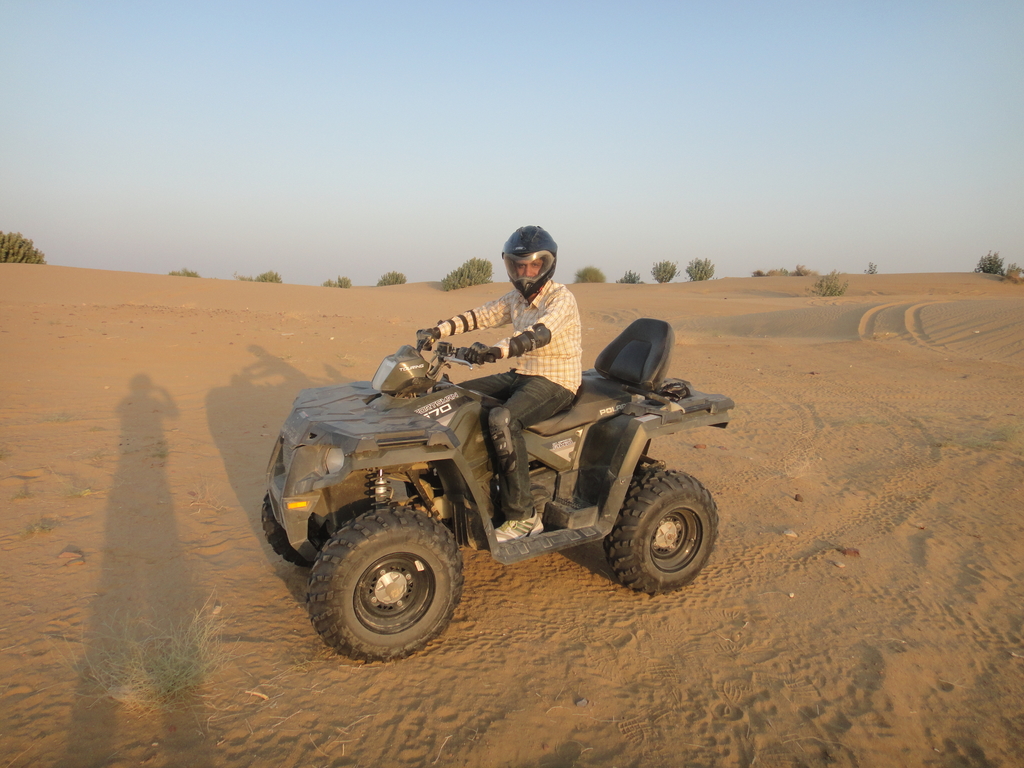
63, 374, 213, 767
204, 345, 349, 598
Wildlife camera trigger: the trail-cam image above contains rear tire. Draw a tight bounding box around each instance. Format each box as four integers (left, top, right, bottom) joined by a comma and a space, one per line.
604, 470, 718, 594
262, 494, 314, 567
307, 507, 463, 661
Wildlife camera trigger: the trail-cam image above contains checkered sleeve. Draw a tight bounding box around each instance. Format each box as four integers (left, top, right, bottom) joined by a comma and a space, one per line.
500, 283, 582, 393
435, 294, 512, 338
433, 283, 582, 393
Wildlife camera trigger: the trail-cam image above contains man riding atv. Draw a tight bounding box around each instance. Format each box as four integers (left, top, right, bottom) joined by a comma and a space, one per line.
416, 225, 580, 542
263, 236, 734, 661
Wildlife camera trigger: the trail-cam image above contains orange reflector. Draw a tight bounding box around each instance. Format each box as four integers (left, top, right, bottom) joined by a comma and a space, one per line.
286, 500, 310, 511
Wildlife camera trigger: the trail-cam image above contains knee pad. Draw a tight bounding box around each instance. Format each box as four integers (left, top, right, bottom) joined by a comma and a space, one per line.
488, 406, 516, 474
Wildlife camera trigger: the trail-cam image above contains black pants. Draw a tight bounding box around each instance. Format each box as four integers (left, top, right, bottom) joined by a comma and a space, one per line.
462, 372, 574, 521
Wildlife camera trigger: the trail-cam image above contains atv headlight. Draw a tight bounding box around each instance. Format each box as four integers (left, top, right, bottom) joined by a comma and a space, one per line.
371, 358, 398, 391
323, 447, 347, 475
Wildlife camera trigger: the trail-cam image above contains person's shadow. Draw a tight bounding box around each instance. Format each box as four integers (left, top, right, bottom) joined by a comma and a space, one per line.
62, 374, 212, 767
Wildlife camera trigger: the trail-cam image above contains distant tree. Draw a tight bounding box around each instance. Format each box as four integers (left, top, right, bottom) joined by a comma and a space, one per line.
0, 231, 46, 264
767, 268, 790, 277
617, 270, 643, 284
377, 271, 407, 286
751, 270, 767, 277
975, 251, 1004, 275
574, 266, 606, 283
651, 260, 678, 284
865, 262, 878, 275
811, 270, 849, 297
441, 258, 492, 291
322, 276, 352, 288
168, 268, 200, 277
791, 264, 818, 276
685, 258, 715, 282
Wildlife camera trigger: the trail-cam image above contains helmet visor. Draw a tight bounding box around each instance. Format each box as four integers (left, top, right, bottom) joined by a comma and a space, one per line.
503, 249, 554, 287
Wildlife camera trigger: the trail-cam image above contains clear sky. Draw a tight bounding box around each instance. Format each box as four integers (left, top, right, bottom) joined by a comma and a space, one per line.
2, 1, 1022, 285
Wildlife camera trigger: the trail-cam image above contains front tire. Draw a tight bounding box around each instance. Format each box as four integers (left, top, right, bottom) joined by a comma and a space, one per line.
306, 507, 463, 661
605, 470, 718, 594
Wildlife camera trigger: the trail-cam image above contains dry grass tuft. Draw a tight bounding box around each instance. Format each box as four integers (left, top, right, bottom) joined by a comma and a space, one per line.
42, 412, 76, 423
56, 474, 95, 498
21, 516, 59, 536
188, 478, 229, 513
80, 605, 226, 712
938, 422, 1024, 454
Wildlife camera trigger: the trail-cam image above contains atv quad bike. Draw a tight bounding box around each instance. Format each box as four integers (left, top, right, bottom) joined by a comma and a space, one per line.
263, 318, 733, 661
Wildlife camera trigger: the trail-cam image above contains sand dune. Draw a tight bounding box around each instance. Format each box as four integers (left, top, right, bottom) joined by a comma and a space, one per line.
2, 264, 1023, 767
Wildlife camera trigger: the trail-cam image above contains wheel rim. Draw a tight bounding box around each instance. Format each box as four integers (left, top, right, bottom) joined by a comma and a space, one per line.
650, 508, 702, 573
353, 553, 436, 635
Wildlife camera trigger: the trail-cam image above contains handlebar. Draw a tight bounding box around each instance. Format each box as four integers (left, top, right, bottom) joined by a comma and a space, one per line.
429, 341, 495, 367
433, 341, 473, 366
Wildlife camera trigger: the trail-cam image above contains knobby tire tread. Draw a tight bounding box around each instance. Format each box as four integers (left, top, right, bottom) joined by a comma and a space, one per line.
604, 469, 718, 594
306, 507, 463, 661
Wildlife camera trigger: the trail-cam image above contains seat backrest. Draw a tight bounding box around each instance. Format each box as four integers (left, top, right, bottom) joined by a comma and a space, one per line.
595, 318, 674, 391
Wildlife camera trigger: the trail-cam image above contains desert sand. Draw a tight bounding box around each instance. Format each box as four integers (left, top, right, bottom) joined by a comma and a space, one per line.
1, 263, 1023, 768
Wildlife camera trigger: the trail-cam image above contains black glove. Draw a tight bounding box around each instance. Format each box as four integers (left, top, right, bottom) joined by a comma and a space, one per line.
416, 327, 441, 351
463, 342, 500, 365
507, 324, 551, 357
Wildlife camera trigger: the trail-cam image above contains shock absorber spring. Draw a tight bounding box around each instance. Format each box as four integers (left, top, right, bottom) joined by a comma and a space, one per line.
367, 469, 392, 505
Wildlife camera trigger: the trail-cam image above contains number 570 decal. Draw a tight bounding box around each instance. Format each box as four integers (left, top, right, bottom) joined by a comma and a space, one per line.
422, 401, 454, 418
415, 392, 462, 419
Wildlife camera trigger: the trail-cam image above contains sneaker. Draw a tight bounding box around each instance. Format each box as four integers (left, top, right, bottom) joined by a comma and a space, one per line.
495, 513, 544, 543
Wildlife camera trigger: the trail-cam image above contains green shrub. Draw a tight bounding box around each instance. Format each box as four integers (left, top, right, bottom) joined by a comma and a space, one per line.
441, 258, 492, 291
975, 251, 1003, 275
651, 260, 678, 284
234, 271, 283, 283
751, 270, 766, 277
322, 276, 352, 288
574, 266, 606, 283
617, 270, 643, 284
791, 264, 818, 276
865, 262, 878, 275
767, 268, 790, 277
685, 258, 715, 282
168, 268, 200, 277
377, 271, 407, 286
0, 231, 46, 264
1003, 263, 1022, 284
811, 270, 849, 297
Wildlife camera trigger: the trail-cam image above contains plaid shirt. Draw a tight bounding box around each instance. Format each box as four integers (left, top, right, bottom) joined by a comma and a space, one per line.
437, 281, 582, 394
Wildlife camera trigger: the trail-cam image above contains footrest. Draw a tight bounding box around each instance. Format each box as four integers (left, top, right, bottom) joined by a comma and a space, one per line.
544, 498, 599, 530
491, 526, 605, 565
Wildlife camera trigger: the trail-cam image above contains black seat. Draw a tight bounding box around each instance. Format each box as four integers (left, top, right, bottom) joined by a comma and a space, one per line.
525, 374, 630, 436
594, 318, 674, 391
526, 318, 675, 436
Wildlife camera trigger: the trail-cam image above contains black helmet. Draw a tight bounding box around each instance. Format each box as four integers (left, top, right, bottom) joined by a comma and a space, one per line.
502, 225, 557, 301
